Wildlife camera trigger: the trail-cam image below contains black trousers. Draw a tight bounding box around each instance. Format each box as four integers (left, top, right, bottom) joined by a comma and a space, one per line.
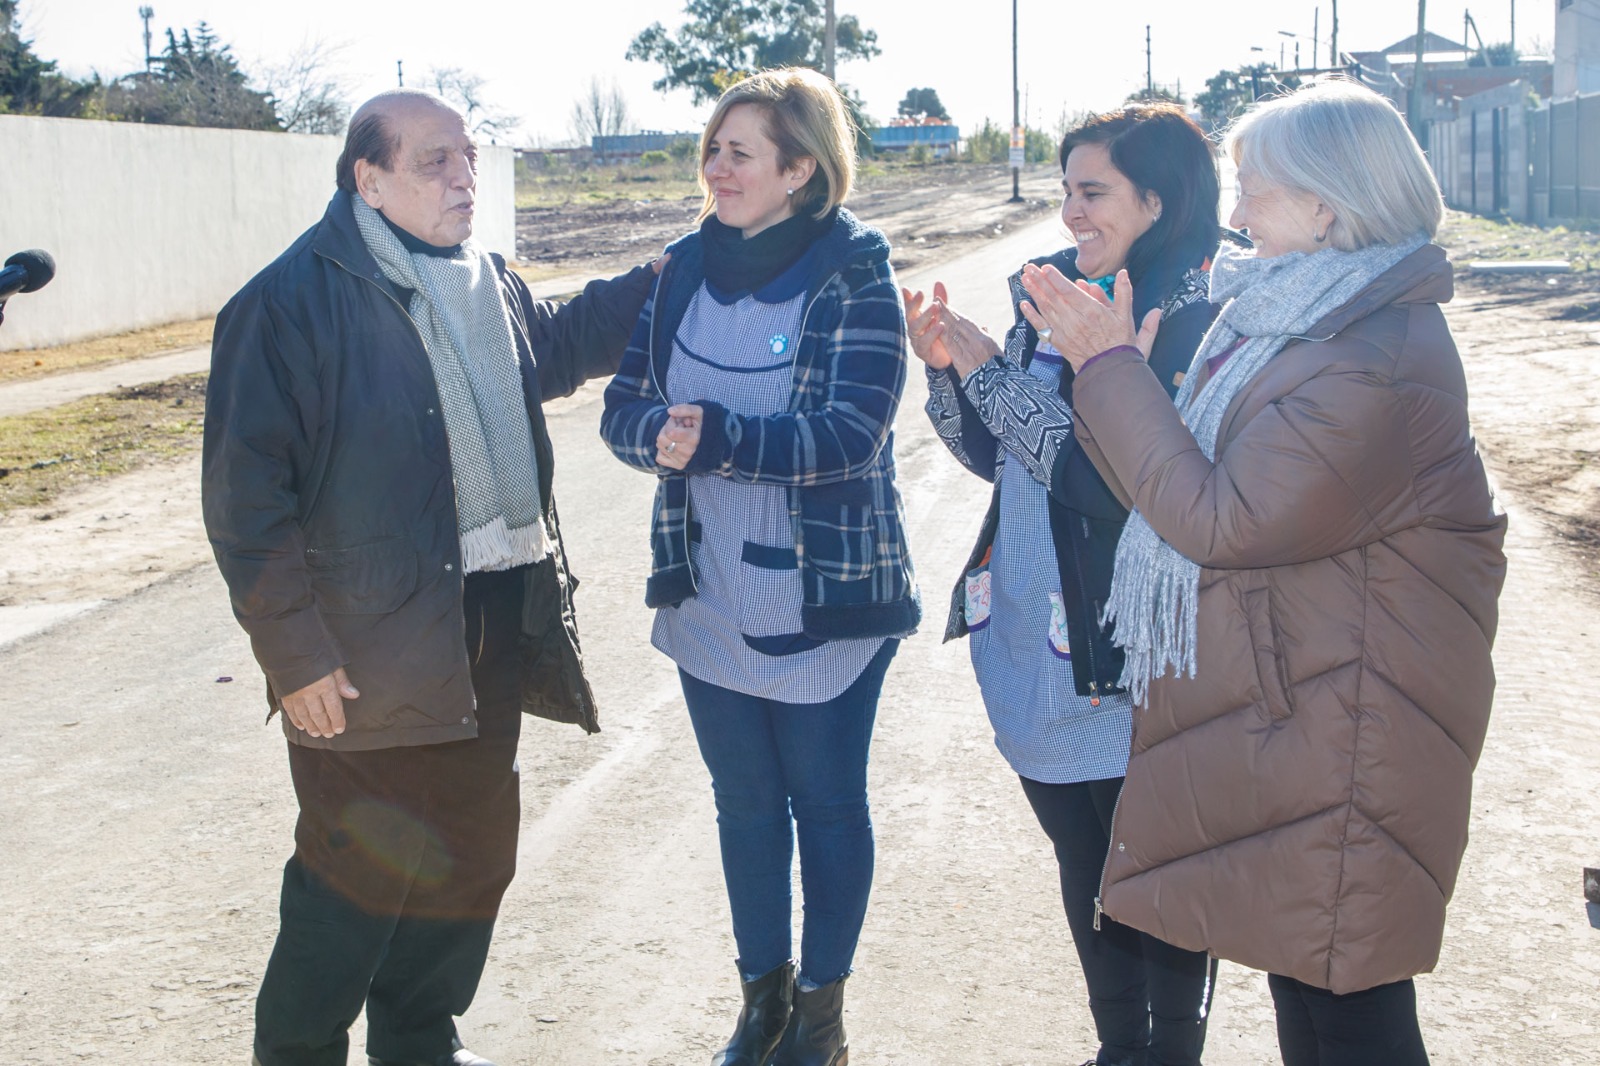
1020, 775, 1218, 1066
1268, 973, 1430, 1066
254, 568, 526, 1066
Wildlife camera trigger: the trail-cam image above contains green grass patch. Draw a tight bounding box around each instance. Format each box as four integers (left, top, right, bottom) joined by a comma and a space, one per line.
0, 373, 207, 513
1440, 210, 1600, 270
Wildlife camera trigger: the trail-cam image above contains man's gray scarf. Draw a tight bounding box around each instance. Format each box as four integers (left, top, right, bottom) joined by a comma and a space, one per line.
351, 194, 548, 572
1104, 233, 1427, 706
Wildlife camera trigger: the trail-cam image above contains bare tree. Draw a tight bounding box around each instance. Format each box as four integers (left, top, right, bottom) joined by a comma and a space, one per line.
426, 66, 518, 139
256, 37, 351, 135
568, 75, 632, 148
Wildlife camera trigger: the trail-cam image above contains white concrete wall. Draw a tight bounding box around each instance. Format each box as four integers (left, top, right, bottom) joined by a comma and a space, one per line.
1555, 0, 1600, 97
0, 116, 515, 352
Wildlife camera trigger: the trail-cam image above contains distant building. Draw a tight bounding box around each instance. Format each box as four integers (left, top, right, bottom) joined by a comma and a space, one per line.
591, 131, 699, 164
1346, 32, 1552, 136
870, 120, 960, 158
1555, 0, 1600, 96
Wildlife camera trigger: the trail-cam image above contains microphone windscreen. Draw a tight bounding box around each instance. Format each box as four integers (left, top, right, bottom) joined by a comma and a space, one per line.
4, 249, 55, 292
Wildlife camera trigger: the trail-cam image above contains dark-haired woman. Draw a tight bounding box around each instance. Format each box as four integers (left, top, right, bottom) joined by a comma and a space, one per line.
902, 104, 1230, 1066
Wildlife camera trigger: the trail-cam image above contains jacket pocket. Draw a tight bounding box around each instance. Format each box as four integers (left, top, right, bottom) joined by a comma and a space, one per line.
305, 536, 418, 615
738, 540, 807, 638
799, 479, 875, 583
1242, 585, 1295, 721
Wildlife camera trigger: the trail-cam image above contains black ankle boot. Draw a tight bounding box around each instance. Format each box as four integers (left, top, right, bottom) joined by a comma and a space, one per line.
712, 960, 795, 1066
769, 974, 848, 1066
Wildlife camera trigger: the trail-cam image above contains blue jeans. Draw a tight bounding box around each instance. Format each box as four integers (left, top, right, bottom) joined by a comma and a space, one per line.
679, 639, 898, 988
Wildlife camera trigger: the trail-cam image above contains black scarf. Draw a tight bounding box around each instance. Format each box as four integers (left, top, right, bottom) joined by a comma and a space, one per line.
701, 206, 836, 296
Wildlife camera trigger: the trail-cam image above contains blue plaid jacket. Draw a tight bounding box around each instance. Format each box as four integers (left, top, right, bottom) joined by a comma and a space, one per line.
600, 207, 920, 640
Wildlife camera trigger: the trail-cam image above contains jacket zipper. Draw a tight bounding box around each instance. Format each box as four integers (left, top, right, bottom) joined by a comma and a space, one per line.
1072, 515, 1103, 707
316, 247, 477, 720
1093, 784, 1123, 931
782, 273, 839, 561
646, 261, 700, 596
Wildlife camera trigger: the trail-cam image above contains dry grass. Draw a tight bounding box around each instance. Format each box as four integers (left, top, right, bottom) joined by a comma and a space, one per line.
0, 318, 213, 383
0, 374, 206, 513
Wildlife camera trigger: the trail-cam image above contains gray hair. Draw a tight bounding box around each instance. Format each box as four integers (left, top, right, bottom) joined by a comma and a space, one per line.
1224, 79, 1442, 251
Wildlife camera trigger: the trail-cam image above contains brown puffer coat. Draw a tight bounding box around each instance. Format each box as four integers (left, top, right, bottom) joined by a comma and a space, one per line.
1072, 245, 1507, 995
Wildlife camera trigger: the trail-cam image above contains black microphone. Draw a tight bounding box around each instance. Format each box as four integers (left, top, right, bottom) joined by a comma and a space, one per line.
0, 249, 56, 302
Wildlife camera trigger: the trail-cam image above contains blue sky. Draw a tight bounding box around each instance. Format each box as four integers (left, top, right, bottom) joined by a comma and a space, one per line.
22, 0, 1547, 144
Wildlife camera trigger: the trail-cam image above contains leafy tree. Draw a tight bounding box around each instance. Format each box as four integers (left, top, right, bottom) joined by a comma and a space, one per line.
963, 117, 1007, 164
1123, 86, 1184, 106
963, 118, 1053, 165
839, 82, 876, 159
626, 0, 880, 105
105, 23, 279, 130
1194, 64, 1297, 132
0, 0, 97, 117
897, 86, 949, 121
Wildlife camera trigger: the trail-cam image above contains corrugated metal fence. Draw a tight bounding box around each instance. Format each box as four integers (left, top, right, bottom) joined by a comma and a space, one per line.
1430, 88, 1600, 224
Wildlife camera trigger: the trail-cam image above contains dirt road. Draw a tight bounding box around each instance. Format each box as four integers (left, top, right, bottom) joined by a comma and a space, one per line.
2, 205, 1598, 1064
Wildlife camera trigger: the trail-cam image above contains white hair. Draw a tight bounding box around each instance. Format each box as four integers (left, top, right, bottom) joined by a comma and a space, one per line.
1224, 78, 1443, 251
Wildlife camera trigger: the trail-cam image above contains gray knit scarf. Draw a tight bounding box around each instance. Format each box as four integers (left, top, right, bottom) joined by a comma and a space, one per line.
1104, 233, 1428, 706
351, 194, 548, 572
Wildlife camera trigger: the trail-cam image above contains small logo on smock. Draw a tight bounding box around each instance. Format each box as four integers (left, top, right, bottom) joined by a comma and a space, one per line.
769, 334, 790, 356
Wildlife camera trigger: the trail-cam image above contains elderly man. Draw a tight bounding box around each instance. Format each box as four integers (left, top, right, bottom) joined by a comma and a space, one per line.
203, 89, 657, 1066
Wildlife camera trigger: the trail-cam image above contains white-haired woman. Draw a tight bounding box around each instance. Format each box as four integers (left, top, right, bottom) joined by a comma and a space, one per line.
601, 68, 917, 1066
1006, 79, 1506, 1065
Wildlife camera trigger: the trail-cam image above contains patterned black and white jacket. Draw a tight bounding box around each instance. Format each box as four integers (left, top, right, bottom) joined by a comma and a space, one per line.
927, 238, 1233, 702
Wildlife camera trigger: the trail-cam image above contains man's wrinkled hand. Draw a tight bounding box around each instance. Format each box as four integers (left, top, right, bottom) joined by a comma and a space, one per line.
281, 668, 358, 738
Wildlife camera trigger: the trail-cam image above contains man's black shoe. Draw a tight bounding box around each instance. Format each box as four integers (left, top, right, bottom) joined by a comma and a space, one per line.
367, 1035, 495, 1066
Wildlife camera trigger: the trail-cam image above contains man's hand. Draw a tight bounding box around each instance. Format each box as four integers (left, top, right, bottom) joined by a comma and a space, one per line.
281, 668, 358, 738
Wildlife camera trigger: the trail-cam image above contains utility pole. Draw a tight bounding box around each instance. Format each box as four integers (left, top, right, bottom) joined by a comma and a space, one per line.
1313, 8, 1320, 68
824, 0, 837, 81
1009, 0, 1022, 203
1331, 0, 1339, 66
1145, 25, 1153, 99
396, 60, 404, 87
1408, 0, 1427, 143
138, 6, 154, 74
1510, 0, 1516, 54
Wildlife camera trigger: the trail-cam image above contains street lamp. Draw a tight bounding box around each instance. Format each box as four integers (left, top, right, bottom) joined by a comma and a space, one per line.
1009, 0, 1023, 203
1278, 28, 1324, 73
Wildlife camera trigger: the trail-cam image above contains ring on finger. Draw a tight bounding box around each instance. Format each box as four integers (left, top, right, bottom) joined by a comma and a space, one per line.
666, 440, 677, 453
1038, 326, 1054, 343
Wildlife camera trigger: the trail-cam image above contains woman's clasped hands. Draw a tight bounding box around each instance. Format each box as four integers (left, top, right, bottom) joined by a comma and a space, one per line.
1017, 265, 1164, 371
656, 403, 703, 470
900, 281, 1002, 380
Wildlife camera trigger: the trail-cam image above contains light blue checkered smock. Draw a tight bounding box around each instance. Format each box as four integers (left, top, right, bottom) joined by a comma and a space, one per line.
651, 281, 884, 704
967, 345, 1133, 784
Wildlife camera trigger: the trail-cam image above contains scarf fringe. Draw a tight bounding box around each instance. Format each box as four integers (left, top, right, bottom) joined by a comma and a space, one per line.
460, 515, 549, 573
1106, 234, 1430, 706
1104, 520, 1198, 708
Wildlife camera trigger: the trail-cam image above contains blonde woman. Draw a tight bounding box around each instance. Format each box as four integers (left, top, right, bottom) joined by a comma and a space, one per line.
601, 68, 917, 1066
